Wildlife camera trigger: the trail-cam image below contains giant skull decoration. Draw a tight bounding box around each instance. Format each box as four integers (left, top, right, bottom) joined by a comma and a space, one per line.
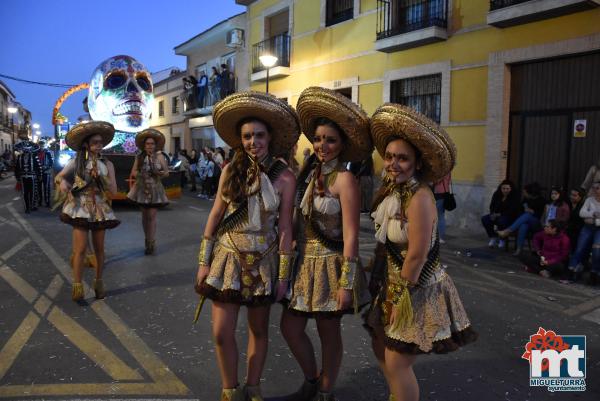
88, 55, 154, 133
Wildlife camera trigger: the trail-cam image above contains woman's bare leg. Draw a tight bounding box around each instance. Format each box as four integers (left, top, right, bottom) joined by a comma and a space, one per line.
212, 301, 241, 389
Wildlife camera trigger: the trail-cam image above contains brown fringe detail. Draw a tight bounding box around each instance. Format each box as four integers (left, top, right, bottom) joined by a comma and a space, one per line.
60, 214, 120, 230
382, 326, 478, 355
196, 281, 275, 307
281, 300, 369, 319
136, 202, 169, 208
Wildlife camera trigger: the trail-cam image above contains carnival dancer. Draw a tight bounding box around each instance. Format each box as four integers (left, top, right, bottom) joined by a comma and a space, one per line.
54, 121, 120, 301
364, 104, 477, 401
36, 140, 54, 207
14, 140, 41, 213
282, 87, 372, 401
194, 92, 299, 401
127, 129, 169, 254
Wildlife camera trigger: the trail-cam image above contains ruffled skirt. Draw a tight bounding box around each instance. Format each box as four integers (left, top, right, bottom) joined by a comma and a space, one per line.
364, 270, 476, 354
60, 192, 120, 231
127, 178, 169, 208
286, 241, 370, 318
196, 240, 278, 306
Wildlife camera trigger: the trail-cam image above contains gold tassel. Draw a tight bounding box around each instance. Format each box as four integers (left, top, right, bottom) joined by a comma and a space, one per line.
193, 295, 206, 324
389, 286, 414, 332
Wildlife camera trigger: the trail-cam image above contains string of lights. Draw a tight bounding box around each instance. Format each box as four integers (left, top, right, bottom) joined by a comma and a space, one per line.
0, 73, 77, 88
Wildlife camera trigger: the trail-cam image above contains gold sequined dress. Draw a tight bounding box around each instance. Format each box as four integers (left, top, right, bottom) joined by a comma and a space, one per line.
364, 180, 476, 353
286, 159, 369, 317
196, 160, 282, 305
60, 158, 120, 230
127, 155, 169, 207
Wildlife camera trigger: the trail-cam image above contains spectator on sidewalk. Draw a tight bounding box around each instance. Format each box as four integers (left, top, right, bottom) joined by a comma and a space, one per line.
481, 179, 521, 248
541, 187, 570, 226
433, 173, 452, 244
189, 149, 199, 192
581, 156, 600, 193
498, 182, 546, 256
566, 187, 586, 250
568, 181, 600, 284
520, 220, 570, 278
178, 149, 190, 190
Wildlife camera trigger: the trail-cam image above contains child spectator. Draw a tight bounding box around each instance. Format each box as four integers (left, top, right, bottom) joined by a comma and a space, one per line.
520, 220, 570, 278
498, 182, 546, 256
481, 179, 521, 248
541, 187, 570, 226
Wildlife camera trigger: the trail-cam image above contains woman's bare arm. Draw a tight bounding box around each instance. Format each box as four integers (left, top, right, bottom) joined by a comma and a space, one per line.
402, 187, 436, 283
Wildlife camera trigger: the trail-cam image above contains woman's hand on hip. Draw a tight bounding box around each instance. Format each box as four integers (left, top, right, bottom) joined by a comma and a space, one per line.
336, 288, 352, 310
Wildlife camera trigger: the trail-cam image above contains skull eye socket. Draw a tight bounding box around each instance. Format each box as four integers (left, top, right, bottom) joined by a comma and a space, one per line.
104, 72, 127, 89
136, 75, 152, 92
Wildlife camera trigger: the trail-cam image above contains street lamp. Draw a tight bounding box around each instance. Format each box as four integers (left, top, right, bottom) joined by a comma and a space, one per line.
32, 123, 40, 129
259, 54, 278, 94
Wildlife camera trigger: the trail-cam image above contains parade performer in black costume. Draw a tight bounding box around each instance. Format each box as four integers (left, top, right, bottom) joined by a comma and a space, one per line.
14, 140, 41, 213
36, 140, 54, 207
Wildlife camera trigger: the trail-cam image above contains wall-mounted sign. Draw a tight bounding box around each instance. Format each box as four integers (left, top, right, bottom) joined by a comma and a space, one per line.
573, 119, 587, 138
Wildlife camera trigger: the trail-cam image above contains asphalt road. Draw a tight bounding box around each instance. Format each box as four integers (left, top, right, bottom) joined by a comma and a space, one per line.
0, 175, 599, 401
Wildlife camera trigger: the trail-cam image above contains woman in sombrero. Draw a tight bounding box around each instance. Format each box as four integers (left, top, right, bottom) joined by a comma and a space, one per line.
127, 129, 169, 255
281, 87, 372, 401
364, 104, 477, 401
54, 121, 120, 301
194, 92, 299, 401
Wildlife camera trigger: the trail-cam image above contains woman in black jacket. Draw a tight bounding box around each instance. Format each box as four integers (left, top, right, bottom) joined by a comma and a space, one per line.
498, 182, 546, 256
481, 180, 521, 248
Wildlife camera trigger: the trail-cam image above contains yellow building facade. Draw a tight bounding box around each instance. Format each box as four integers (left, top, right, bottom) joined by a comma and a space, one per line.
237, 0, 600, 226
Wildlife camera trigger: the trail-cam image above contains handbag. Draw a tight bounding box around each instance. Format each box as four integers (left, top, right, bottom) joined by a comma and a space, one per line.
443, 179, 457, 211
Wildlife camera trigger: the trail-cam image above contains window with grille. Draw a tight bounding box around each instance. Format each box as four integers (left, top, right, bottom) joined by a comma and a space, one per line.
390, 74, 441, 123
172, 96, 179, 114
326, 0, 354, 26
158, 100, 164, 117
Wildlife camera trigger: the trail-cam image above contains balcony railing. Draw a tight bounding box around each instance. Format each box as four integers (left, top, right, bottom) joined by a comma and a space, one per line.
376, 0, 448, 40
252, 33, 291, 73
326, 0, 354, 26
490, 0, 532, 11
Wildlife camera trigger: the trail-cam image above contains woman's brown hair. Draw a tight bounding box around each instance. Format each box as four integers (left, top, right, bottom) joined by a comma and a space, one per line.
221, 117, 271, 203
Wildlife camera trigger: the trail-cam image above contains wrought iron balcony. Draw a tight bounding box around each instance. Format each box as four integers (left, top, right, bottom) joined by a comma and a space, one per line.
326, 0, 354, 26
490, 0, 532, 10
376, 0, 448, 40
488, 0, 600, 27
375, 0, 448, 52
251, 33, 291, 74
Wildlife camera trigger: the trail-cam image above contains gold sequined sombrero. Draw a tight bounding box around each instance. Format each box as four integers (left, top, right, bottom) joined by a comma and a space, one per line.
213, 91, 300, 157
370, 104, 456, 182
296, 87, 372, 162
65, 121, 115, 151
136, 128, 166, 150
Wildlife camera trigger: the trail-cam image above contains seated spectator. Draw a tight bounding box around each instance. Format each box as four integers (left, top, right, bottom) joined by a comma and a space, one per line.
568, 181, 600, 284
482, 179, 521, 248
566, 187, 586, 250
581, 156, 600, 194
541, 187, 570, 226
498, 182, 546, 256
520, 220, 570, 278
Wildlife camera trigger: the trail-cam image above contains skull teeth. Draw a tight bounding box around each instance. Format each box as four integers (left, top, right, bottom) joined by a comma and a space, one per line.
113, 102, 144, 116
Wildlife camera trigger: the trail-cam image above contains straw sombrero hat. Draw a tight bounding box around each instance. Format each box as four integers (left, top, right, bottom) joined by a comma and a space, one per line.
65, 121, 115, 151
296, 87, 372, 162
371, 104, 456, 182
213, 91, 300, 157
136, 129, 165, 150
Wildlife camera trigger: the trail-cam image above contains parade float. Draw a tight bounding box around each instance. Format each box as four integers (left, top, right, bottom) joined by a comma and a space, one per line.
52, 55, 181, 200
